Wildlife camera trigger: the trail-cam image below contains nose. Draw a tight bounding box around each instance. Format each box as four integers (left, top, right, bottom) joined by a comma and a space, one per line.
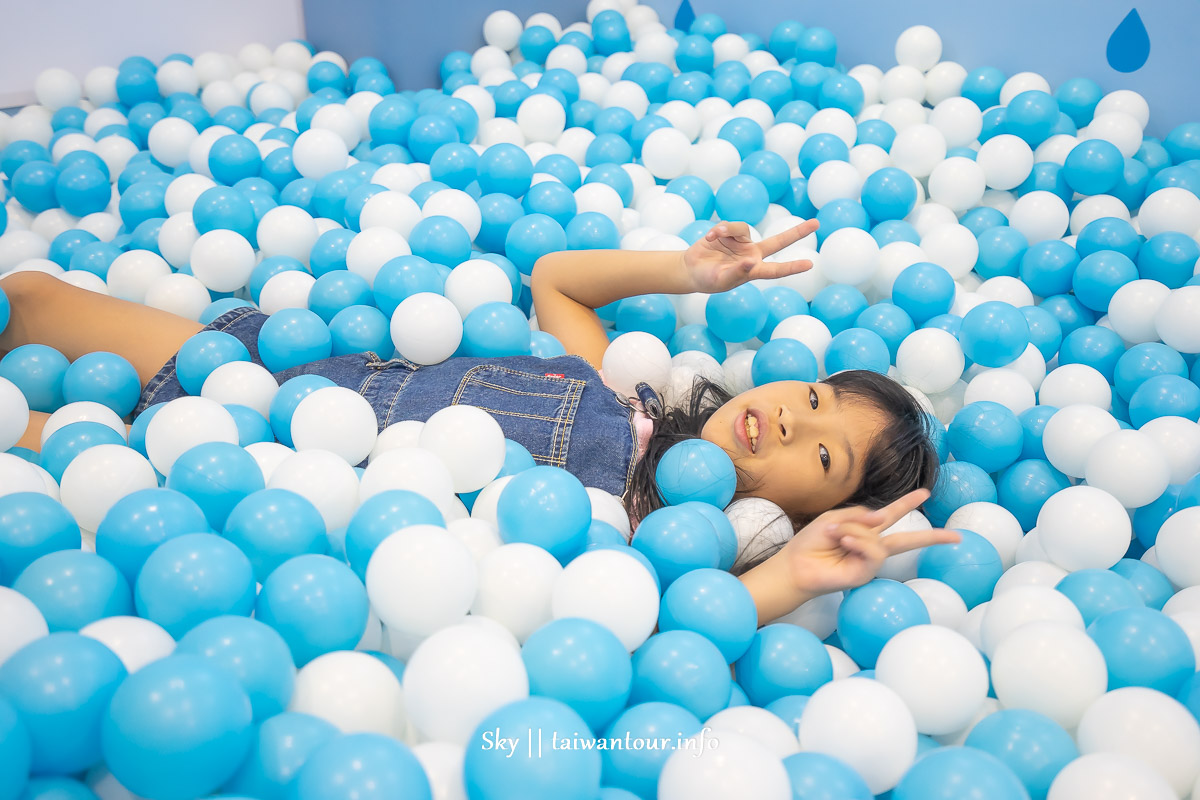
777, 405, 794, 444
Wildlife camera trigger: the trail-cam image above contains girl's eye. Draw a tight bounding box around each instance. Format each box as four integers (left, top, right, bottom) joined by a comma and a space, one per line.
809, 387, 819, 410
820, 444, 831, 472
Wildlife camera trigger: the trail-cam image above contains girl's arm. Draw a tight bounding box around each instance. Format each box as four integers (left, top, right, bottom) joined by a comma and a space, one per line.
739, 490, 961, 625
531, 219, 819, 368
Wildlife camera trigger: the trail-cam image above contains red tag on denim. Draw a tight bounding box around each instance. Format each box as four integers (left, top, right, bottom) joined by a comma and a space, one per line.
544, 373, 565, 378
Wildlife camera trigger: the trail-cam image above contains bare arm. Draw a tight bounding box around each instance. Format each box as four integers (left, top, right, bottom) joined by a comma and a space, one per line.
530, 219, 820, 369
739, 490, 961, 625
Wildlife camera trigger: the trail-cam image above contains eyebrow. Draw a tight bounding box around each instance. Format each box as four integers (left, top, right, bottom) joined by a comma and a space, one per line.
828, 386, 856, 481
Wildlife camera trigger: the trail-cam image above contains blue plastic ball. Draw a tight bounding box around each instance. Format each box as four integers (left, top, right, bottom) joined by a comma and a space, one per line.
135, 532, 255, 638
837, 579, 931, 668
1072, 250, 1137, 313
176, 615, 296, 721
0, 632, 126, 776
631, 505, 721, 589
798, 133, 849, 177
166, 442, 265, 530
782, 752, 873, 800
658, 568, 757, 663
1128, 374, 1200, 426
706, 284, 768, 343
959, 301, 1030, 367
60, 351, 140, 417
926, 461, 998, 527
257, 308, 332, 373
478, 143, 534, 197
522, 618, 632, 734
12, 550, 132, 632
600, 703, 701, 797
38, 421, 127, 483
464, 698, 599, 800
810, 284, 868, 335
734, 623, 833, 705
497, 466, 591, 564
861, 167, 917, 222
505, 213, 567, 276
997, 459, 1070, 531
891, 263, 956, 326
1138, 232, 1200, 289
752, 338, 819, 385
209, 135, 263, 186
975, 227, 1029, 279
654, 439, 736, 508
964, 709, 1078, 800
0, 492, 81, 585
823, 328, 890, 374
54, 166, 111, 216
222, 488, 329, 583
1075, 217, 1140, 261
1063, 139, 1124, 195
1058, 324, 1124, 382
714, 174, 770, 225
175, 331, 251, 396
1087, 607, 1195, 694
629, 631, 731, 719
948, 401, 1023, 473
892, 746, 1030, 800
462, 301, 532, 357
222, 711, 338, 800
1055, 569, 1145, 626
668, 324, 727, 361
269, 375, 337, 447
1114, 343, 1188, 402
409, 215, 472, 266
256, 554, 369, 666
344, 490, 444, 581
101, 654, 252, 799
917, 529, 1004, 608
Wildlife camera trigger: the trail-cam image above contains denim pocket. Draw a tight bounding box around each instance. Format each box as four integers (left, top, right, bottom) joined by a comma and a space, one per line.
452, 365, 585, 467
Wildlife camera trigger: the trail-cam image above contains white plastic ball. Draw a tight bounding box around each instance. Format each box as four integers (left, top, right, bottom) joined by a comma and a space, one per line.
83, 66, 120, 105
1139, 187, 1200, 238
875, 624, 988, 736
976, 134, 1035, 190
359, 447, 455, 513
0, 587, 50, 667
1000, 72, 1052, 105
1155, 286, 1200, 353
258, 271, 315, 315
905, 578, 969, 630
403, 622, 529, 745
895, 25, 942, 71
1106, 279, 1169, 344
105, 250, 171, 303
552, 549, 659, 651
601, 332, 671, 398
80, 616, 175, 674
980, 585, 1084, 657
143, 273, 211, 321
470, 543, 562, 643
34, 68, 82, 110
1038, 485, 1131, 570
1083, 112, 1144, 158
144, 397, 239, 476
257, 205, 319, 265
817, 227, 878, 285
267, 449, 360, 532
367, 525, 477, 637
896, 329, 965, 394
1047, 753, 1177, 800
1007, 190, 1070, 244
688, 138, 742, 191
989, 620, 1106, 728
1139, 416, 1200, 484
927, 157, 985, 212
658, 729, 791, 800
290, 387, 379, 466
1042, 404, 1120, 477
1084, 429, 1170, 508
291, 128, 350, 180
1155, 507, 1200, 588
798, 678, 917, 794
289, 651, 403, 737
200, 361, 278, 417
880, 66, 927, 104
147, 118, 199, 168
417, 404, 506, 494
640, 127, 692, 181
189, 230, 256, 293
889, 124, 947, 178
924, 62, 967, 106
60, 445, 158, 533
0, 377, 30, 452
390, 292, 463, 365
1038, 363, 1111, 409
807, 161, 864, 209
919, 223, 978, 279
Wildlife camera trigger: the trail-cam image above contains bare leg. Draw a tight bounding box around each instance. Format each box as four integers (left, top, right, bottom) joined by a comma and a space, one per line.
0, 271, 204, 386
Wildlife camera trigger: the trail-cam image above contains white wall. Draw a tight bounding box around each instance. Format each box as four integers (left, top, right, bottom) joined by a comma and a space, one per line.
0, 0, 306, 108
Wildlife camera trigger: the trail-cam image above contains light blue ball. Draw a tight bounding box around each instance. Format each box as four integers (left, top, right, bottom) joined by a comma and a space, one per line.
223, 712, 338, 800
1114, 343, 1189, 402
629, 631, 732, 719
94, 487, 210, 584
926, 460, 998, 527
268, 374, 337, 447
654, 439, 736, 508
176, 331, 251, 396
948, 401, 1023, 474
478, 143, 534, 197
997, 459, 1070, 531
891, 263, 956, 325
522, 618, 632, 733
223, 488, 329, 583
0, 632, 126, 776
1075, 217, 1140, 261
810, 284, 868, 335
631, 505, 722, 589
257, 308, 332, 373
409, 214, 472, 266
1129, 374, 1200, 427
101, 654, 253, 800
752, 338, 819, 385
167, 442, 265, 530
659, 568, 757, 663
0, 694, 31, 800
854, 302, 914, 361
615, 294, 676, 342
1057, 324, 1123, 382
256, 554, 369, 666
706, 283, 768, 343
823, 327, 890, 374
1071, 250, 1137, 313
916, 529, 1004, 609
290, 733, 431, 800
1021, 306, 1063, 362
837, 579, 930, 668
959, 301, 1030, 368
714, 174, 770, 224
1087, 607, 1196, 694
734, 623, 833, 705
176, 615, 296, 722
0, 344, 69, 412
12, 550, 132, 632
328, 305, 392, 357
782, 752, 873, 800
1055, 569, 1145, 626
976, 227, 1029, 279
1063, 139, 1124, 195
600, 702, 701, 798
135, 532, 256, 638
344, 490, 444, 581
892, 746, 1030, 800
61, 351, 141, 417
464, 697, 600, 800
1138, 232, 1199, 288
861, 167, 917, 222
497, 466, 591, 564
530, 330, 567, 358
38, 421, 126, 483
505, 212, 567, 275
965, 709, 1077, 800
462, 301, 533, 357
209, 135, 263, 186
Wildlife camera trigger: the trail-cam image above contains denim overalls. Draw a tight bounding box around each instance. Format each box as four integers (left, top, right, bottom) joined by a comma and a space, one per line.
137, 308, 641, 497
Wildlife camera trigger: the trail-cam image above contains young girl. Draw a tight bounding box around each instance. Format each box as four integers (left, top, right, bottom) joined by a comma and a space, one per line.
0, 218, 956, 624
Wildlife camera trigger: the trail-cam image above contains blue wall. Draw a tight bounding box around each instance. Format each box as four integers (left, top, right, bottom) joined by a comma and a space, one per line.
302, 0, 1198, 138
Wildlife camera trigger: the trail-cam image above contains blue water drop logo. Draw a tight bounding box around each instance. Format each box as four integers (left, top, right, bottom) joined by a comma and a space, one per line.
1107, 8, 1151, 72
675, 0, 696, 33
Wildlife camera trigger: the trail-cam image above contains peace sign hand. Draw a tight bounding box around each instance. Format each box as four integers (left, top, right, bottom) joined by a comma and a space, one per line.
682, 219, 820, 295
781, 490, 961, 596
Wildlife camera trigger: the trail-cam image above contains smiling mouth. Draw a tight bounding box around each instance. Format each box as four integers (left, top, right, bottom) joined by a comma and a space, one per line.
744, 411, 759, 453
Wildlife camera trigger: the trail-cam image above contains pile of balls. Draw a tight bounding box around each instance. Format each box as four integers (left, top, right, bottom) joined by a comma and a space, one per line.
1, 0, 1200, 798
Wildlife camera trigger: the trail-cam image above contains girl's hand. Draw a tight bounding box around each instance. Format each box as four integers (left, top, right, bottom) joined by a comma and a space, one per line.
682, 219, 820, 294
781, 490, 961, 596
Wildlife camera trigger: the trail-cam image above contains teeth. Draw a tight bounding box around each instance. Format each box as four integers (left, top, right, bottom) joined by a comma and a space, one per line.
745, 414, 758, 452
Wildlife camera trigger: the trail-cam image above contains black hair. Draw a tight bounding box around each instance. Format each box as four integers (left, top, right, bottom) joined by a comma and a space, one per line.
624, 370, 941, 574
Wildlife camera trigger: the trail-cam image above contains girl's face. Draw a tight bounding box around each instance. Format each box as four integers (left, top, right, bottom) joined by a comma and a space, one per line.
700, 380, 884, 520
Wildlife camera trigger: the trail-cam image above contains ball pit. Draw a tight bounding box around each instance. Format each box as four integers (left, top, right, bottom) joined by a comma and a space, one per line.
0, 3, 1199, 799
